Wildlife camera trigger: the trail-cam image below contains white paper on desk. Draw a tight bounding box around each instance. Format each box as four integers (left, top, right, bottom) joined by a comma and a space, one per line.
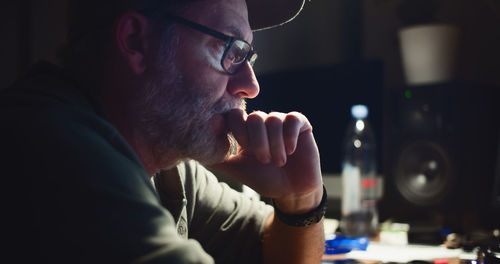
346, 242, 463, 263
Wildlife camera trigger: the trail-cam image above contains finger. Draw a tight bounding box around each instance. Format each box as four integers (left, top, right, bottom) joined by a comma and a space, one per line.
283, 112, 312, 155
265, 112, 287, 167
246, 111, 271, 164
225, 108, 249, 149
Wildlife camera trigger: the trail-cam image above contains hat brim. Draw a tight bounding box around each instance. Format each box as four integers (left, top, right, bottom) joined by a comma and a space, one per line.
247, 0, 305, 31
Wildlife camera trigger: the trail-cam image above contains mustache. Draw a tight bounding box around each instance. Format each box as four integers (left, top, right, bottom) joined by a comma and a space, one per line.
211, 98, 247, 115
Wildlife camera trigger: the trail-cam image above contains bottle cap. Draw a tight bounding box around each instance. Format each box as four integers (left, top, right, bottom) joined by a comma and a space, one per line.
351, 105, 369, 119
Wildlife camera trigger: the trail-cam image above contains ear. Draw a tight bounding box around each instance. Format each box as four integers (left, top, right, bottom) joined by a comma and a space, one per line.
114, 11, 150, 75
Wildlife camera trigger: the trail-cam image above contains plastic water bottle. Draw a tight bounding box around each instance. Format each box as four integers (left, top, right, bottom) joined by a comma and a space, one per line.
340, 104, 379, 238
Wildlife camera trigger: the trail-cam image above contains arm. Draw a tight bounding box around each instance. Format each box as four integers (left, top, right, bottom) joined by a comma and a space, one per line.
262, 195, 325, 264
179, 160, 274, 264
210, 109, 325, 264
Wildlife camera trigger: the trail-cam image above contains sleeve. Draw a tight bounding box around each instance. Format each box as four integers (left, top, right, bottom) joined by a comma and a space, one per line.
181, 161, 274, 264
19, 107, 215, 264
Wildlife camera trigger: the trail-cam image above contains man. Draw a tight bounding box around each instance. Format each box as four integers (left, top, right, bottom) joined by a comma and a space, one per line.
1, 0, 325, 263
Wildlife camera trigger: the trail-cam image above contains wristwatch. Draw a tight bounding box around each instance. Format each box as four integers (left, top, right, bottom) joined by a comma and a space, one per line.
272, 185, 327, 227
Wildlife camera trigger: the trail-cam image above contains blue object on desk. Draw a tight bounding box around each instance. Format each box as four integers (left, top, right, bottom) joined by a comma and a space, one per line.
325, 235, 370, 255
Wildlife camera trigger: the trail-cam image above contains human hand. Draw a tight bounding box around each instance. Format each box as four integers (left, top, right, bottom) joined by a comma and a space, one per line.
209, 109, 323, 214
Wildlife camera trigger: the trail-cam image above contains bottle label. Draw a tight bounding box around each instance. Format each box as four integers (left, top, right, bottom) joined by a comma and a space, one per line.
361, 178, 377, 188
341, 164, 361, 214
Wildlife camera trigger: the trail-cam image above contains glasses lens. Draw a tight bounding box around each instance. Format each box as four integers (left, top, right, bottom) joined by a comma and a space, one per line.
223, 39, 252, 74
248, 52, 258, 67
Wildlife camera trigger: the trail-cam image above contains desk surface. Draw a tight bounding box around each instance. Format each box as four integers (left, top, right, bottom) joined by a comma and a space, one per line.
322, 242, 475, 264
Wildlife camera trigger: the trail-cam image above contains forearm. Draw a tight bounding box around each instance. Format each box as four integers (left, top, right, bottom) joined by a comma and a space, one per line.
262, 213, 325, 264
261, 186, 325, 264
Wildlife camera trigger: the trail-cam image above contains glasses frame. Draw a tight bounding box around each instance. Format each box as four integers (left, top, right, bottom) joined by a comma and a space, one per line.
165, 14, 257, 75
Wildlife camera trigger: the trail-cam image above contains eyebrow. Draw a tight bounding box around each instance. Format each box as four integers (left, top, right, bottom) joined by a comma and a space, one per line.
224, 25, 244, 39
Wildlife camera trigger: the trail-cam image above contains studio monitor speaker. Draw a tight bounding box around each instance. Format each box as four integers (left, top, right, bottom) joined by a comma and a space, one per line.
380, 82, 500, 231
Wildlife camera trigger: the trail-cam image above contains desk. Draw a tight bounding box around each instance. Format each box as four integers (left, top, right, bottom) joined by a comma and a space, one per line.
322, 242, 475, 264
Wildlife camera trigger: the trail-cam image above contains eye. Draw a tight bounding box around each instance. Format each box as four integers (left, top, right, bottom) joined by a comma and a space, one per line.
225, 51, 236, 62
228, 40, 250, 64
209, 40, 226, 59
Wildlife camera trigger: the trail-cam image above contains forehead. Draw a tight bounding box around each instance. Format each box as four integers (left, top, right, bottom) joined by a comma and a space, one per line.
182, 0, 252, 41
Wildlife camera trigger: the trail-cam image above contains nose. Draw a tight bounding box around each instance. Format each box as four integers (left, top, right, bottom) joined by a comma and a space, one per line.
226, 62, 260, 99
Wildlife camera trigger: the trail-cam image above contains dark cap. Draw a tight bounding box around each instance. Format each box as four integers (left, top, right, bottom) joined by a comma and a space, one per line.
66, 0, 306, 47
247, 0, 306, 31
68, 0, 306, 32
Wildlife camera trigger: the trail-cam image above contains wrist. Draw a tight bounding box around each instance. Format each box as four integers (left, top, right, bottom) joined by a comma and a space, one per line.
272, 185, 324, 214
272, 185, 327, 227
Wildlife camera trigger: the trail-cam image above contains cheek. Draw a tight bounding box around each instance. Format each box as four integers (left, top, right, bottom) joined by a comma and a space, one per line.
197, 52, 229, 96
177, 42, 229, 106
182, 68, 228, 111
206, 44, 225, 72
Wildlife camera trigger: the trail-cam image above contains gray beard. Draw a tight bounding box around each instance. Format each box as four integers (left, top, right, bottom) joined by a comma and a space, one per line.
137, 63, 242, 168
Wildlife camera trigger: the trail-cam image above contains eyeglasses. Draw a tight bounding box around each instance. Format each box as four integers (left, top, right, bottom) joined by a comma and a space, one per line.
166, 14, 258, 75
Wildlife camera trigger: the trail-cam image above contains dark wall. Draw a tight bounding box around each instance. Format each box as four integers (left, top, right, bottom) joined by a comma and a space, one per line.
1, 0, 67, 90
1, 1, 25, 89
363, 0, 500, 88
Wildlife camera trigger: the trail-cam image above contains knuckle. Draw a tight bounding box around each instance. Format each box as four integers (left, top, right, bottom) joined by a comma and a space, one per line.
246, 112, 265, 124
283, 114, 301, 126
269, 111, 286, 118
289, 111, 304, 116
287, 111, 305, 121
249, 110, 266, 117
286, 111, 312, 129
264, 115, 282, 127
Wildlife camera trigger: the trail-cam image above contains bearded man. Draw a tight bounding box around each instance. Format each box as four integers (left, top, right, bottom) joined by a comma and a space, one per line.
1, 0, 326, 263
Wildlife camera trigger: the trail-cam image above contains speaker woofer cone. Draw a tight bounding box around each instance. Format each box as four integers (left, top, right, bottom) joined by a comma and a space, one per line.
395, 141, 452, 206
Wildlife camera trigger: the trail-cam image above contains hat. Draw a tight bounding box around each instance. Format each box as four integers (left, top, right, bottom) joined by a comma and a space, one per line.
67, 0, 306, 44
247, 0, 306, 31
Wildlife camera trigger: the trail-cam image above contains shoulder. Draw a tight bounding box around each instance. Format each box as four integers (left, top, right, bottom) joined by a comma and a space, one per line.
0, 79, 149, 191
